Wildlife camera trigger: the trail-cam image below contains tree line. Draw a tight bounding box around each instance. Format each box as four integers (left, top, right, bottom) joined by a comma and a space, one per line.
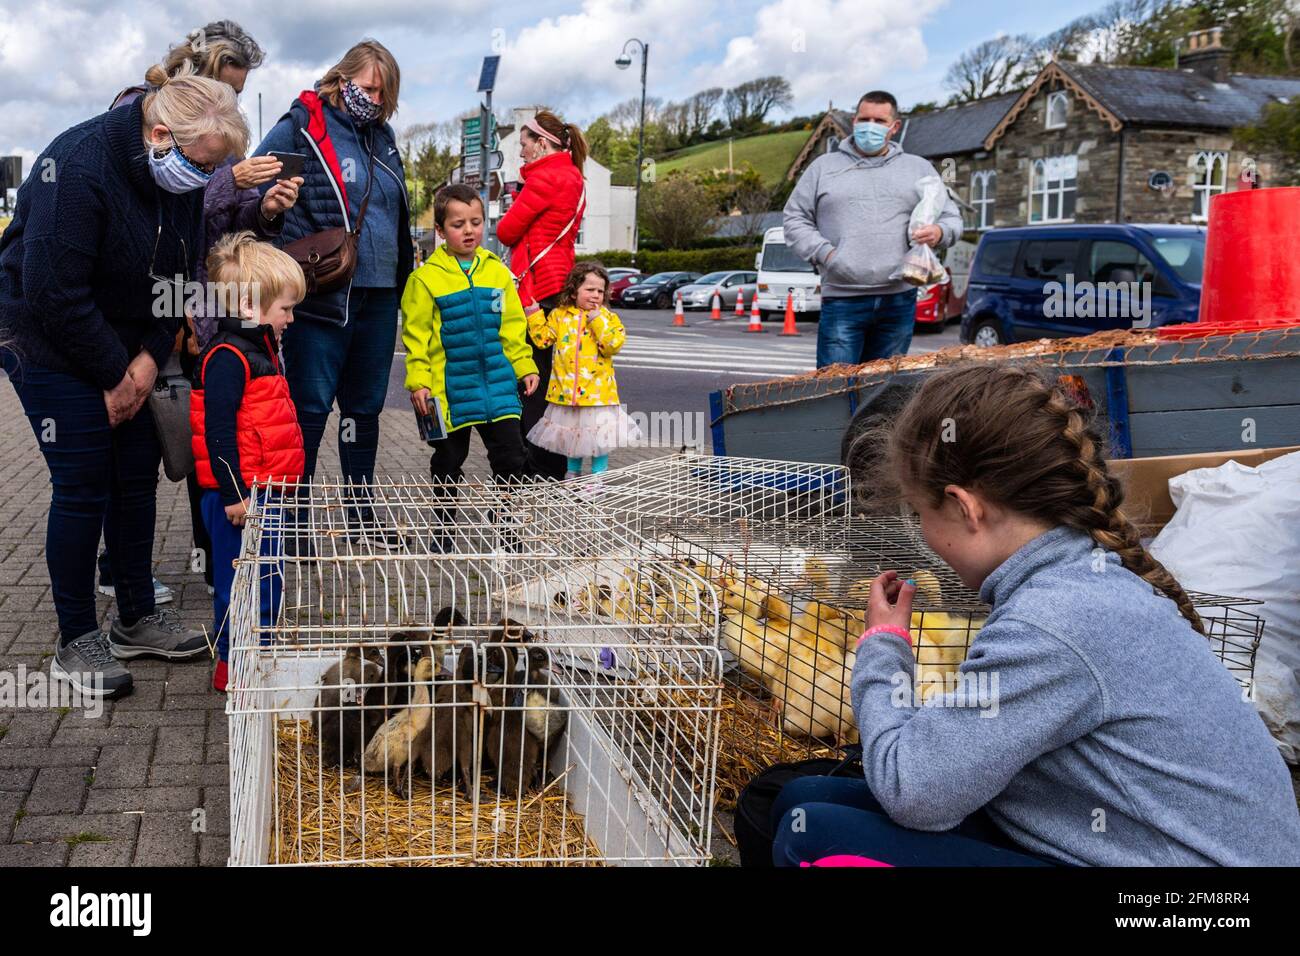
940, 0, 1298, 104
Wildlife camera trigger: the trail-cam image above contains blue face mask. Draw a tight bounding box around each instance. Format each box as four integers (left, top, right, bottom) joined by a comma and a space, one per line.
852, 121, 889, 154
147, 133, 213, 194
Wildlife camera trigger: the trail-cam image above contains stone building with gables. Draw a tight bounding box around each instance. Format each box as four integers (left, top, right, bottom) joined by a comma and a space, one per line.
786, 28, 1300, 233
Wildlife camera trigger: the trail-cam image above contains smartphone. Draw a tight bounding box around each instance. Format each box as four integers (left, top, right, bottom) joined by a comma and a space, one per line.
415, 396, 447, 445
269, 151, 306, 179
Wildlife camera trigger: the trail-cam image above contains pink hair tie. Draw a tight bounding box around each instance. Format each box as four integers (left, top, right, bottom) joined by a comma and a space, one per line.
524, 117, 564, 147
801, 855, 893, 868
855, 624, 911, 649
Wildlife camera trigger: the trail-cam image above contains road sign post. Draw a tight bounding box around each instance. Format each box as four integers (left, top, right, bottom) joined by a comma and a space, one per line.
476, 56, 500, 230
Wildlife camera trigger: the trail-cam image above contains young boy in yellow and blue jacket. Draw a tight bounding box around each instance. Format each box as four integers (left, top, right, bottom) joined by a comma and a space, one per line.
401, 184, 539, 494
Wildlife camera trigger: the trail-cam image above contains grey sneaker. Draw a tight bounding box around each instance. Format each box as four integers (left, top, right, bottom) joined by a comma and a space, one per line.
108, 609, 209, 661
97, 577, 174, 605
51, 630, 134, 699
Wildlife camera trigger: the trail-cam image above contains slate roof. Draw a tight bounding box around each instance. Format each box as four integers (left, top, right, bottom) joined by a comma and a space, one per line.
1057, 60, 1300, 130
896, 92, 1022, 158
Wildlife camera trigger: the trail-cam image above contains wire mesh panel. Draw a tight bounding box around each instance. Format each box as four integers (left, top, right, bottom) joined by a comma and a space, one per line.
226, 478, 723, 866
1185, 592, 1265, 689
656, 515, 984, 806
544, 452, 852, 530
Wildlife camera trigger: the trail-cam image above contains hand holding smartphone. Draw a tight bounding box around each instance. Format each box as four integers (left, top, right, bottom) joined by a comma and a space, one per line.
269, 151, 307, 180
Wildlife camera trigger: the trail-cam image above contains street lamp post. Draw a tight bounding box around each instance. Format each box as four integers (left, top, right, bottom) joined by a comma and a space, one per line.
615, 38, 648, 267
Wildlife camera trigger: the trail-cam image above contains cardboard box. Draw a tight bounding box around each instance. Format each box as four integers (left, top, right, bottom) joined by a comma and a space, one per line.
1110, 446, 1300, 534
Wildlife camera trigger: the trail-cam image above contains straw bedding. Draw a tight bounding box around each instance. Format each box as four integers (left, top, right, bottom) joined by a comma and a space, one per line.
272, 721, 603, 866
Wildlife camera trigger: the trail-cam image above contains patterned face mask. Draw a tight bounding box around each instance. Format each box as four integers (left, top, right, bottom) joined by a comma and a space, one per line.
341, 80, 382, 125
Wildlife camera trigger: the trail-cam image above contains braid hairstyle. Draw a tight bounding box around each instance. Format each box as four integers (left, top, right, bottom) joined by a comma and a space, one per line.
873, 363, 1205, 634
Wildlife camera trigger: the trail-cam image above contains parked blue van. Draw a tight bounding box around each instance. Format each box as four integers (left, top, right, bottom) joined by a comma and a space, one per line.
960, 224, 1205, 346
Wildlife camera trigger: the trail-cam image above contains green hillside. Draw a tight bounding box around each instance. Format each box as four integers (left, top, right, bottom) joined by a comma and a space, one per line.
654, 129, 808, 187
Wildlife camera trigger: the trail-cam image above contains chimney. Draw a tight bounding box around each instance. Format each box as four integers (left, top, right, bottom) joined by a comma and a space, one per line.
1181, 26, 1231, 83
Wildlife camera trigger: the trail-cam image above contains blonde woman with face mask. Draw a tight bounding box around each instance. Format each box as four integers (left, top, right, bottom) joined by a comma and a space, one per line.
0, 73, 248, 701
104, 21, 301, 605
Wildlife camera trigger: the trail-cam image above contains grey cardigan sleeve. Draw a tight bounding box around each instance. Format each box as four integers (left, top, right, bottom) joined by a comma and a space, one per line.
850, 619, 1103, 831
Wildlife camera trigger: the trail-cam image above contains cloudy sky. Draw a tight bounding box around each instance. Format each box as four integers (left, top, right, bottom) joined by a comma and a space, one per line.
0, 0, 1101, 175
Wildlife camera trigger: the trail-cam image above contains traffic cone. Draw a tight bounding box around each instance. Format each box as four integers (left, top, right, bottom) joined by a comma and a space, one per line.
710, 290, 722, 320
673, 292, 687, 327
780, 290, 801, 336
735, 289, 746, 317
745, 294, 765, 333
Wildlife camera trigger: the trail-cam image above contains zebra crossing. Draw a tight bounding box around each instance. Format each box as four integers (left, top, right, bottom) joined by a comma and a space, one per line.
614, 326, 819, 377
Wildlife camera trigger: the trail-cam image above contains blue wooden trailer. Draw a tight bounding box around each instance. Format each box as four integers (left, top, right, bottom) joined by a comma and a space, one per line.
708, 328, 1300, 464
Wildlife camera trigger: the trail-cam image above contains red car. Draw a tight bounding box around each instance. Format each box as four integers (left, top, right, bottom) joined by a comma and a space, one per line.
608, 270, 645, 305
914, 269, 964, 330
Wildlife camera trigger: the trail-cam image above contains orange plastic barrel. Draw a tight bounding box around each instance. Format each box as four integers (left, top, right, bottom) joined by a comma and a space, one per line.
1158, 186, 1300, 340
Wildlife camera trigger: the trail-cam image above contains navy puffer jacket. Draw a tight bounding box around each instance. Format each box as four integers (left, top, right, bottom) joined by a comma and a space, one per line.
252, 89, 413, 326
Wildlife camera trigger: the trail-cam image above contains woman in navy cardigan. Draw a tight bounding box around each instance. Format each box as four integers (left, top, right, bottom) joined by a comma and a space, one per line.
0, 73, 248, 699
104, 21, 300, 602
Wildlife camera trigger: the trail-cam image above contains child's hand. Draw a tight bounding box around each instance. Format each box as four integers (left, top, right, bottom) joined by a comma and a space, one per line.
225, 498, 250, 528
585, 307, 602, 322
410, 387, 431, 417
868, 571, 916, 631
521, 374, 539, 396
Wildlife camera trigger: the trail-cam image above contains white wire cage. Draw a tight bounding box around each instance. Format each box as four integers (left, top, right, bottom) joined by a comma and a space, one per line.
646, 508, 1265, 806
226, 478, 724, 867
543, 451, 853, 530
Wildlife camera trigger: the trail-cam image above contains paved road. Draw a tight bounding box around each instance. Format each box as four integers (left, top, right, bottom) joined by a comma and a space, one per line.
384, 307, 965, 427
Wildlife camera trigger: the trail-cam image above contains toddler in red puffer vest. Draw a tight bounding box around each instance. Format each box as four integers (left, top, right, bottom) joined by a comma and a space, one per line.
190, 231, 305, 691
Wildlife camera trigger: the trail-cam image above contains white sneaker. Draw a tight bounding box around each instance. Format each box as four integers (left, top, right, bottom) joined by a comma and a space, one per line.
97, 577, 174, 605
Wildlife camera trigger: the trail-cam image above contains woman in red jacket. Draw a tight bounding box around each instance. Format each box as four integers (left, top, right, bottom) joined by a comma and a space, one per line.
496, 109, 587, 479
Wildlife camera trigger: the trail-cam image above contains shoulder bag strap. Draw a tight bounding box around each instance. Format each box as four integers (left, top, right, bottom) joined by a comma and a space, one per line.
511, 185, 587, 283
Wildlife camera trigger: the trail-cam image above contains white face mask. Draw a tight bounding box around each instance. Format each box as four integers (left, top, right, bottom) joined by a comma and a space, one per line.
148, 133, 213, 193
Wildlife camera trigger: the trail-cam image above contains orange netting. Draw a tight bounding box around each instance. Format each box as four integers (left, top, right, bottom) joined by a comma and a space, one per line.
719, 326, 1300, 418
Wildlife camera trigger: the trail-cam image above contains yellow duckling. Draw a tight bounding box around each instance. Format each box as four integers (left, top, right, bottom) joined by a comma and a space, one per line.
766, 626, 856, 743
721, 610, 789, 686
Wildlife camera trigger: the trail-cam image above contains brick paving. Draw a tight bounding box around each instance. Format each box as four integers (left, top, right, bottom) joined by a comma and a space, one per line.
0, 380, 677, 866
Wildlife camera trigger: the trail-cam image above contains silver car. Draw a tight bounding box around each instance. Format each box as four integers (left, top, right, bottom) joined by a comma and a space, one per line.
676, 270, 759, 310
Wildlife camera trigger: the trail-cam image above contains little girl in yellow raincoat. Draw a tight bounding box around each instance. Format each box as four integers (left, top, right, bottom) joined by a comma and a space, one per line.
526, 261, 641, 478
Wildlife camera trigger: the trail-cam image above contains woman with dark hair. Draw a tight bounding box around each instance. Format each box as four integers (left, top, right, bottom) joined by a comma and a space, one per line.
253, 39, 412, 549
0, 74, 248, 699
102, 21, 300, 600
495, 109, 588, 480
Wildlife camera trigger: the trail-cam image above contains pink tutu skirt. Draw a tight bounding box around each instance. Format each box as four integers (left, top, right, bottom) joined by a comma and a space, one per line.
527, 403, 642, 459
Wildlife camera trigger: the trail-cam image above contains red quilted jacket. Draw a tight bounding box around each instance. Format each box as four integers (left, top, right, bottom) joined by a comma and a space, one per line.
191, 332, 304, 493
496, 151, 585, 306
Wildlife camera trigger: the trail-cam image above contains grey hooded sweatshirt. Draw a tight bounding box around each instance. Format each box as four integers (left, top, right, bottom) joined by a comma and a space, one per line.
783, 139, 964, 298
851, 525, 1300, 866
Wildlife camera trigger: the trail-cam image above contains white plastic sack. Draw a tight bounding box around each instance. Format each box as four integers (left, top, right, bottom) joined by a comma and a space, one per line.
1149, 451, 1300, 764
889, 176, 949, 286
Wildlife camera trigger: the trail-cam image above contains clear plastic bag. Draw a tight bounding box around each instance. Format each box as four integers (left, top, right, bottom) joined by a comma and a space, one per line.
890, 175, 950, 286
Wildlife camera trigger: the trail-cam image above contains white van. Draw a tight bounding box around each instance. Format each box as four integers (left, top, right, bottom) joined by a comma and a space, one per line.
754, 226, 822, 319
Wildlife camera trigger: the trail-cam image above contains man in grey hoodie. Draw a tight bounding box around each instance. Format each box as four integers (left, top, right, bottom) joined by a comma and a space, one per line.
783, 90, 963, 367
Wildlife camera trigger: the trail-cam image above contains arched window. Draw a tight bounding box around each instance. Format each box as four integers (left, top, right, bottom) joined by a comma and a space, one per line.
1046, 91, 1069, 130
1191, 151, 1228, 221
970, 170, 997, 230
1030, 155, 1077, 223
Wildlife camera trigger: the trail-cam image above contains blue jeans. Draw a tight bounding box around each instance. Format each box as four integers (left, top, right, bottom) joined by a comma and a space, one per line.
771, 776, 1057, 867
281, 286, 399, 522
200, 490, 283, 661
3, 352, 158, 640
817, 290, 917, 367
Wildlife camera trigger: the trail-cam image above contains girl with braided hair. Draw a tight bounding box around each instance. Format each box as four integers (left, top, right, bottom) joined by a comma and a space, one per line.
770, 363, 1300, 867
